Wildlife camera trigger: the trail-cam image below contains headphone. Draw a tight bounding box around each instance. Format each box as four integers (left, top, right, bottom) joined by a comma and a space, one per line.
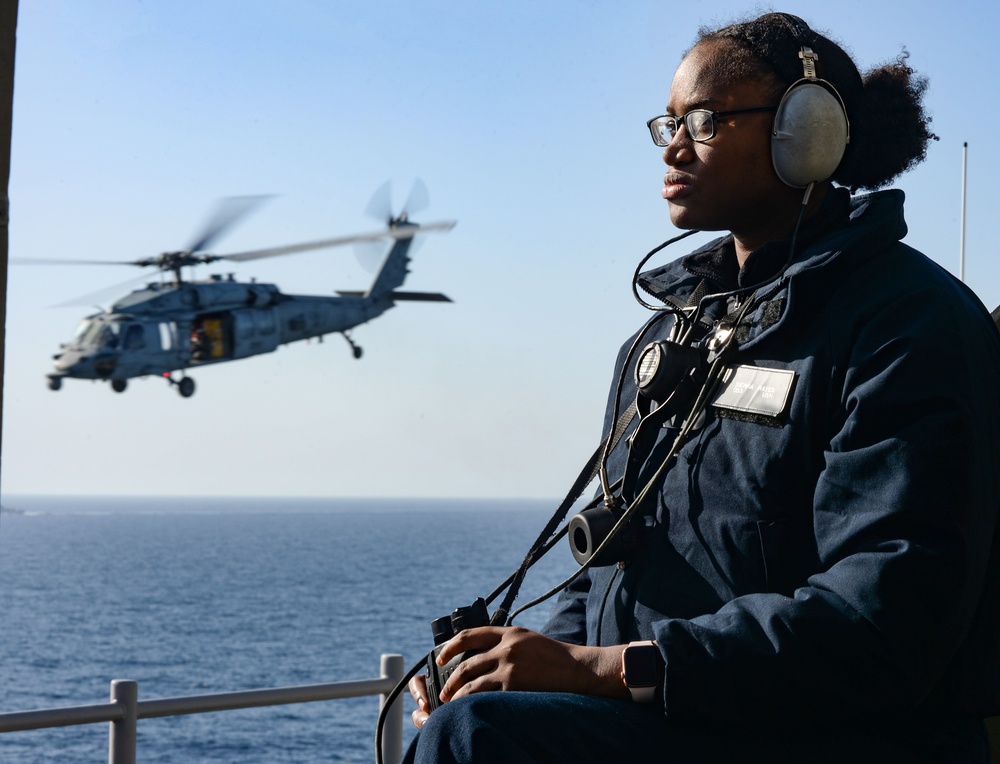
769, 15, 851, 188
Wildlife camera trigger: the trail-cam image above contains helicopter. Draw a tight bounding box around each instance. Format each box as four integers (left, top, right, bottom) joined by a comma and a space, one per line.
30, 182, 455, 397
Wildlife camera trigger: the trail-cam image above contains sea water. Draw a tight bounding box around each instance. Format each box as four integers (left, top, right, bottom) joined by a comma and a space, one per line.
0, 496, 580, 763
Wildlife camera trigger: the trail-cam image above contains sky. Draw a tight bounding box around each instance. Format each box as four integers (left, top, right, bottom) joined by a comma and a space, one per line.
1, 0, 997, 501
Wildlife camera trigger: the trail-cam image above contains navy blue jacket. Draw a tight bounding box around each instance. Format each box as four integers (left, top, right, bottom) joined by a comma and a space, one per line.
542, 189, 1000, 731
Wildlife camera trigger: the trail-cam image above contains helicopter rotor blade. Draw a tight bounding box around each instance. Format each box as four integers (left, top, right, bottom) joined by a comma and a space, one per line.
16, 196, 272, 273
15, 220, 456, 271
353, 239, 387, 273
17, 189, 454, 297
364, 181, 393, 225
11, 257, 148, 266
401, 178, 429, 218
219, 221, 456, 263
220, 229, 394, 262
49, 270, 162, 308
186, 195, 272, 254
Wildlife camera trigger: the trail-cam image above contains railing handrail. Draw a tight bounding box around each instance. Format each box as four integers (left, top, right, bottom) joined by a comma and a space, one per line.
0, 653, 406, 764
0, 701, 125, 733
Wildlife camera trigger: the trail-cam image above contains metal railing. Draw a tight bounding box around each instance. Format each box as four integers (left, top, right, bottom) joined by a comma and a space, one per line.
0, 653, 406, 764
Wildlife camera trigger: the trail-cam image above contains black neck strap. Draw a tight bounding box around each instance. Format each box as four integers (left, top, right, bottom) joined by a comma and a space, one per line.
489, 401, 637, 626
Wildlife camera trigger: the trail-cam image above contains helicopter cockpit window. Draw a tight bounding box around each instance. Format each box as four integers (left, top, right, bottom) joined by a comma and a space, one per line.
72, 320, 93, 342
76, 320, 120, 349
75, 320, 100, 345
122, 324, 146, 351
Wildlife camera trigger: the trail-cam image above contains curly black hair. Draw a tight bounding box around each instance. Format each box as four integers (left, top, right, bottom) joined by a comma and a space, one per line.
694, 12, 937, 191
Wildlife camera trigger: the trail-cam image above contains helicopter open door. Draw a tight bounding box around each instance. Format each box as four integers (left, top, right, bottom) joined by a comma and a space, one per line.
190, 314, 232, 362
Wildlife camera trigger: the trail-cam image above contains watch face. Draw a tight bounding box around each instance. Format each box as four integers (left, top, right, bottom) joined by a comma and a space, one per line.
624, 645, 660, 686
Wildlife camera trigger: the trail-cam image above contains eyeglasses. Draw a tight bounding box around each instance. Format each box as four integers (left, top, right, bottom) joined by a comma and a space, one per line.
646, 106, 777, 146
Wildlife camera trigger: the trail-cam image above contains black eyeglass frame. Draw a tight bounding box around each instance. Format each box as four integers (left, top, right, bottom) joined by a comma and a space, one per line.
646, 106, 777, 147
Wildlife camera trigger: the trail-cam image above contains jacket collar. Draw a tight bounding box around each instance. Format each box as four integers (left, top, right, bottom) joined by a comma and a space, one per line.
636, 188, 907, 303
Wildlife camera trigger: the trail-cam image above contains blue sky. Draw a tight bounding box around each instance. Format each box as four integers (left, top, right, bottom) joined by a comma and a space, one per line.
2, 0, 997, 499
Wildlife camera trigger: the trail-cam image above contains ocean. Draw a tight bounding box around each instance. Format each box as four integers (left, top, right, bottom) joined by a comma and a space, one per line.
0, 496, 580, 763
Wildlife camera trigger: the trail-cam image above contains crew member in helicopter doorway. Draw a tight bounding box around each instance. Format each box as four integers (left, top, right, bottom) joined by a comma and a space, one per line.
404, 12, 1000, 764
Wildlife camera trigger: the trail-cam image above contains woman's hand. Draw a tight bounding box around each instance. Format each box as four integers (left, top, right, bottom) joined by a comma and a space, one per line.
408, 672, 432, 730
435, 626, 629, 704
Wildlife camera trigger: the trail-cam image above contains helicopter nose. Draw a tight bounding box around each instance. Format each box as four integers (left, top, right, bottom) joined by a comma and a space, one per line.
53, 350, 86, 374
54, 349, 109, 378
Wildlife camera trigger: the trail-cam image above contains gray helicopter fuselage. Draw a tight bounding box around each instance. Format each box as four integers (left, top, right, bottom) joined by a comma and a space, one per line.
50, 278, 395, 383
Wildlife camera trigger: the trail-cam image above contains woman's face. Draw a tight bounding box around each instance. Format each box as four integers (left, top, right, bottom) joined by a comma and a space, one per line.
661, 41, 802, 248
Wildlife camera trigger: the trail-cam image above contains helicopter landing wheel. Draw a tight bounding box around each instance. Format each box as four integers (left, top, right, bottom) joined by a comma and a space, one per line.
177, 377, 196, 398
111, 379, 128, 393
47, 376, 62, 391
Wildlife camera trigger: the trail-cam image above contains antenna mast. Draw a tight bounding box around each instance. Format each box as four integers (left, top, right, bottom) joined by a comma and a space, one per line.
960, 142, 968, 283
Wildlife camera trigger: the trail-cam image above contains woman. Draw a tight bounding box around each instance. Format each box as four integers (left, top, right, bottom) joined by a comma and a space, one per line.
405, 13, 1000, 763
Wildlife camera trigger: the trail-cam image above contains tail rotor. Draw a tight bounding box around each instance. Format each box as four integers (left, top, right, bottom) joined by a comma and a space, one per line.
356, 179, 431, 270
363, 179, 429, 226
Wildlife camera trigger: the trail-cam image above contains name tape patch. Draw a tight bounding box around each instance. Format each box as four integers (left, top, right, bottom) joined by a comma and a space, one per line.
712, 365, 796, 419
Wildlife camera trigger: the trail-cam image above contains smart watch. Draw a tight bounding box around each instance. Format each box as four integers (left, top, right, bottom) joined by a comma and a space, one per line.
621, 640, 662, 703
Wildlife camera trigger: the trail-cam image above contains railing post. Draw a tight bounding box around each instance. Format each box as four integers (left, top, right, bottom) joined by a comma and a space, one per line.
108, 679, 137, 764
379, 654, 405, 764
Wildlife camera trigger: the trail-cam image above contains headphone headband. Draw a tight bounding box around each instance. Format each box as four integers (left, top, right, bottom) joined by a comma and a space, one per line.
777, 13, 814, 43
799, 47, 820, 80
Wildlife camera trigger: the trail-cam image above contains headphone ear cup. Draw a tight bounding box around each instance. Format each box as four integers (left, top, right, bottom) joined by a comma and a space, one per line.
771, 82, 849, 188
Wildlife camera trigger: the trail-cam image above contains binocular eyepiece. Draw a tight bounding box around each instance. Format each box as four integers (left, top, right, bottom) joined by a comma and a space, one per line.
431, 599, 489, 646
425, 598, 490, 711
